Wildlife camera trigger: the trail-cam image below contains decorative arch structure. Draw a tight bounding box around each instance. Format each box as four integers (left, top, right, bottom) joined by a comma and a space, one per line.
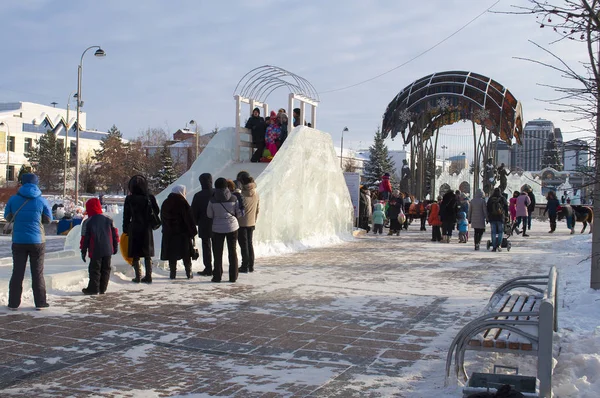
233, 65, 319, 161
382, 71, 524, 198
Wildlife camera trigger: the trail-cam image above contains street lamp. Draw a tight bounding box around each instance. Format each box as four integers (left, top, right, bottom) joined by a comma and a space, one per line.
189, 119, 199, 160
441, 145, 448, 172
63, 92, 77, 197
75, 46, 106, 205
340, 127, 348, 169
0, 121, 10, 187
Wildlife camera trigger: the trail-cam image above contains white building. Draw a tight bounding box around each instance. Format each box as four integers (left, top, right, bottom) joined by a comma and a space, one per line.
0, 102, 108, 184
563, 138, 591, 171
334, 147, 368, 174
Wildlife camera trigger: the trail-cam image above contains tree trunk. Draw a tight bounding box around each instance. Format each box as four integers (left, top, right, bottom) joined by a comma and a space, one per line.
592, 99, 600, 289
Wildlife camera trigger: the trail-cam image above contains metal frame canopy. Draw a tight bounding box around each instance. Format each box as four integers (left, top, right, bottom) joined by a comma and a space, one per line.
381, 71, 524, 199
382, 71, 523, 145
233, 65, 319, 161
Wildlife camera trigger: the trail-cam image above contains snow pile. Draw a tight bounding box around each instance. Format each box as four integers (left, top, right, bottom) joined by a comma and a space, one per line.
552, 234, 600, 398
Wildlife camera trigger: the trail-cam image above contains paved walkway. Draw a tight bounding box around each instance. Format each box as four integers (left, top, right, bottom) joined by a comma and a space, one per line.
0, 222, 576, 397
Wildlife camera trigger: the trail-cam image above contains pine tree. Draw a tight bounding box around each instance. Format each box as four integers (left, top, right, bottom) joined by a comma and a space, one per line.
155, 145, 177, 191
541, 133, 563, 171
363, 127, 396, 189
94, 125, 129, 193
24, 130, 66, 192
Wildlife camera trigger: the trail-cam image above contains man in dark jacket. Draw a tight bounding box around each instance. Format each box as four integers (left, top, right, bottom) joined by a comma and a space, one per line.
191, 173, 214, 276
487, 187, 509, 252
246, 108, 266, 163
526, 187, 536, 230
81, 198, 119, 295
4, 173, 52, 310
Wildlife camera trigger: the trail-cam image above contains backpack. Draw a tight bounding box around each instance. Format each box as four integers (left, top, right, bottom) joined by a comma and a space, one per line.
489, 197, 503, 217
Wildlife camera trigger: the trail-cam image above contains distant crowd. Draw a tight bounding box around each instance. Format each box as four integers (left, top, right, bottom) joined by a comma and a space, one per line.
358, 172, 585, 252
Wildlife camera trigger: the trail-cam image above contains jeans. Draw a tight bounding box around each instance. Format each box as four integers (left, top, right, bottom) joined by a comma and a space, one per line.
212, 231, 238, 282
9, 243, 46, 308
86, 256, 112, 293
490, 221, 504, 249
237, 226, 255, 270
527, 214, 532, 229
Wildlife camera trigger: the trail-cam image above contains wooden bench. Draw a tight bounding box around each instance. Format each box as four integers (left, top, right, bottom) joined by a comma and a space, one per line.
445, 266, 558, 398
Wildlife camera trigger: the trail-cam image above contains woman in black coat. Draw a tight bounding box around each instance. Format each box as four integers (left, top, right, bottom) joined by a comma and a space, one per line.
439, 190, 458, 243
123, 175, 160, 284
160, 185, 197, 279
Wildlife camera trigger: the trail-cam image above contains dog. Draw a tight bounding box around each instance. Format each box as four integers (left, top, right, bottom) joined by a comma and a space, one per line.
558, 205, 594, 233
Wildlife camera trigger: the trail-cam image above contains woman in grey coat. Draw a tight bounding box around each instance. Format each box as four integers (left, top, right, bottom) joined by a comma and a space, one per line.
468, 189, 488, 251
207, 178, 242, 283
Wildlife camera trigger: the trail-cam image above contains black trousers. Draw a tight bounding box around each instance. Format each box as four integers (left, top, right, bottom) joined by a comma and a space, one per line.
432, 226, 442, 241
200, 235, 212, 271
474, 228, 485, 245
549, 213, 557, 231
238, 226, 255, 270
86, 256, 112, 293
212, 231, 238, 282
9, 243, 46, 308
251, 142, 265, 162
420, 216, 427, 231
442, 222, 455, 237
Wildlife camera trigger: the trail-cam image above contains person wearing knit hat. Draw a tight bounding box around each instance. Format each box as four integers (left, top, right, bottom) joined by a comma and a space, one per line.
245, 107, 267, 163
160, 185, 197, 279
4, 173, 52, 310
80, 198, 119, 295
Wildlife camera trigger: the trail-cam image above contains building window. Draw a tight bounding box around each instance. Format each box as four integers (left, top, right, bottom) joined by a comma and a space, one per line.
6, 165, 14, 182
8, 136, 15, 152
24, 138, 33, 153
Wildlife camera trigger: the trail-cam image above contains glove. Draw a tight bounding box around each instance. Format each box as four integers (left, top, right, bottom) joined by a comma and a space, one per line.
81, 251, 86, 263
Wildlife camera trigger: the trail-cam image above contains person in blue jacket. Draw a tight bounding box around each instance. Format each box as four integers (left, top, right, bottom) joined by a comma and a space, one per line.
4, 173, 52, 310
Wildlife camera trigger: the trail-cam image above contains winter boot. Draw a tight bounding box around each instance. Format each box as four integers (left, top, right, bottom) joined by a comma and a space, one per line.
570, 228, 575, 235
132, 260, 142, 283
141, 258, 152, 284
185, 265, 193, 279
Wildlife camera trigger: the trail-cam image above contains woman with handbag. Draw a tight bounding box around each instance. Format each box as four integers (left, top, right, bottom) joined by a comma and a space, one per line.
160, 185, 197, 279
123, 175, 160, 284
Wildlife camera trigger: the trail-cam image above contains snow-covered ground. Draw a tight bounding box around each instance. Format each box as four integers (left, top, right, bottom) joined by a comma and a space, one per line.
0, 221, 598, 397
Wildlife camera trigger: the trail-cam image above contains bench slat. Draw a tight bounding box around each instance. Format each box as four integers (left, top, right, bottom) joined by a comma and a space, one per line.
469, 294, 513, 347
505, 296, 538, 350
481, 294, 522, 347
492, 295, 528, 348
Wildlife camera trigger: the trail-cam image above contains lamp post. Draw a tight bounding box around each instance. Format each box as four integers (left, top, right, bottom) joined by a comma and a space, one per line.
0, 122, 10, 187
441, 145, 448, 172
189, 119, 199, 160
340, 127, 348, 169
63, 92, 77, 197
75, 45, 106, 205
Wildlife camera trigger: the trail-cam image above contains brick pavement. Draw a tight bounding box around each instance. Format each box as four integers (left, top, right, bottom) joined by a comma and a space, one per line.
0, 224, 570, 397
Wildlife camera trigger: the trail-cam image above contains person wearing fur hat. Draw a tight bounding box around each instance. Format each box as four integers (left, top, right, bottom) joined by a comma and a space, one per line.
123, 175, 160, 284
192, 173, 214, 276
207, 177, 242, 282
160, 185, 197, 279
237, 171, 260, 273
5, 173, 53, 310
80, 198, 119, 295
246, 108, 267, 163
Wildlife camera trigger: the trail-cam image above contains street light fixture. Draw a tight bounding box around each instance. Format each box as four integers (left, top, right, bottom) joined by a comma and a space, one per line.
340, 127, 349, 169
75, 45, 106, 205
0, 121, 10, 187
63, 92, 77, 197
189, 119, 199, 160
441, 145, 448, 172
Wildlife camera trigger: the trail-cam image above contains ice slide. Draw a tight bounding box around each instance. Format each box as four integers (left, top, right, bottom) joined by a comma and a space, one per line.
65, 126, 354, 259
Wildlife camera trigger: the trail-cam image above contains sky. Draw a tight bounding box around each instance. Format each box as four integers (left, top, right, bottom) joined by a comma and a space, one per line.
0, 0, 592, 154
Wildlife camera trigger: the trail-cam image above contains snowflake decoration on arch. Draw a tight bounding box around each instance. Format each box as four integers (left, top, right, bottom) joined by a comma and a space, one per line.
474, 108, 490, 121
436, 97, 451, 111
398, 108, 415, 123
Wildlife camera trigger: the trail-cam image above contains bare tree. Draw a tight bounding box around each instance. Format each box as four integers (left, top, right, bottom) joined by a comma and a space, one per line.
343, 158, 359, 173
505, 1, 600, 288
